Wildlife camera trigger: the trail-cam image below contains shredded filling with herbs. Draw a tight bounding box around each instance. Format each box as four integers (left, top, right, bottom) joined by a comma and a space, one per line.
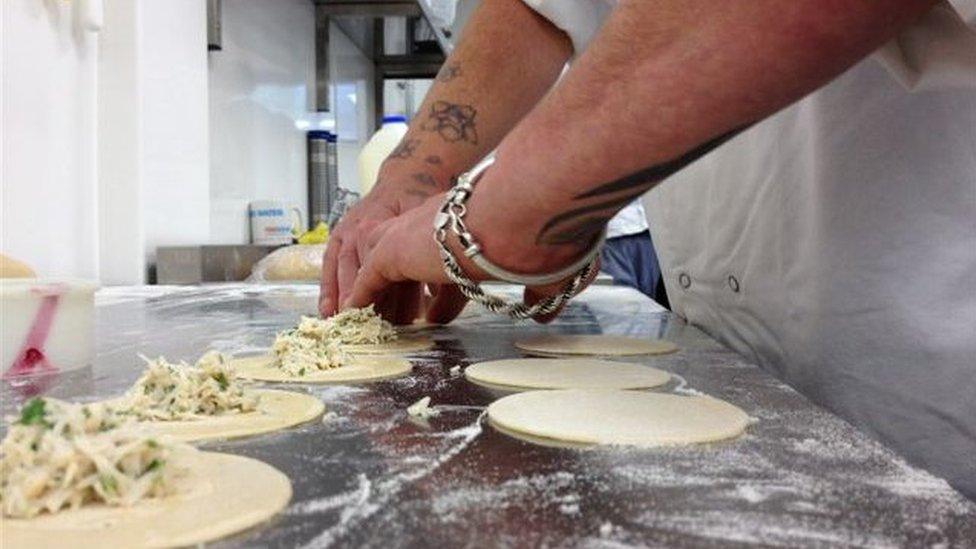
270, 306, 395, 377
318, 305, 397, 345
271, 319, 350, 377
0, 398, 189, 519
121, 351, 258, 421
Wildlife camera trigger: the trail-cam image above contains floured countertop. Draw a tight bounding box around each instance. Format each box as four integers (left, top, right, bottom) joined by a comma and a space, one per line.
3, 283, 974, 547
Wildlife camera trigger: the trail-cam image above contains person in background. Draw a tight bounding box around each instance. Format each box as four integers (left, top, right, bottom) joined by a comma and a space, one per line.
600, 200, 663, 300
320, 0, 976, 500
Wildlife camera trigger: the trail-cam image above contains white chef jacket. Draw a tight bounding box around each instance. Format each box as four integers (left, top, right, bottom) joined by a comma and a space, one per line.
606, 200, 648, 239
521, 0, 976, 498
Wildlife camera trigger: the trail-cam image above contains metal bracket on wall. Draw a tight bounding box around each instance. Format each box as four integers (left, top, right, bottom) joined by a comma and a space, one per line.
315, 6, 331, 112
371, 17, 446, 128
312, 1, 453, 124
207, 0, 222, 51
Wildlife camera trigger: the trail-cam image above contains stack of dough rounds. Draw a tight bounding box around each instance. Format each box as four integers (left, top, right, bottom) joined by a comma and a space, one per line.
488, 389, 749, 448
123, 389, 325, 442
515, 334, 678, 357
0, 451, 291, 548
465, 358, 670, 391
230, 354, 412, 383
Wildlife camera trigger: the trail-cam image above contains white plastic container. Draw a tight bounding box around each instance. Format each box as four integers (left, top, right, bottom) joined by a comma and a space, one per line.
0, 279, 97, 378
358, 115, 409, 195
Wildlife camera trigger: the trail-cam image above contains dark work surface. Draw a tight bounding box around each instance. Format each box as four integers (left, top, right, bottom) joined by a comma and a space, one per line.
3, 284, 974, 548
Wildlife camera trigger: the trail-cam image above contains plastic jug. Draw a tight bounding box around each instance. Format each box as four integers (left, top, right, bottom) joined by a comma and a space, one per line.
358, 115, 409, 195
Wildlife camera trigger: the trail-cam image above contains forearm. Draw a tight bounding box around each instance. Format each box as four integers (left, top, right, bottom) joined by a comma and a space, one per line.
373, 0, 572, 205
465, 0, 935, 271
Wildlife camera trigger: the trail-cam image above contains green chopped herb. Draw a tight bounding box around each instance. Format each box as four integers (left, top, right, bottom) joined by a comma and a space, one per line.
146, 439, 159, 448
99, 474, 118, 494
144, 459, 164, 473
82, 406, 92, 418
144, 384, 153, 395
298, 367, 306, 377
18, 398, 49, 427
213, 372, 229, 391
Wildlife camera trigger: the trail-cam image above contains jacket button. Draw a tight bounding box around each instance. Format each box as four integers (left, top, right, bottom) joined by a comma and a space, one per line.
678, 273, 691, 289
728, 275, 740, 293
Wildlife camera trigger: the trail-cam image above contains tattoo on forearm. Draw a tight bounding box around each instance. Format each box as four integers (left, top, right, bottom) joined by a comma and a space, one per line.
436, 64, 462, 82
421, 101, 479, 145
425, 155, 442, 165
576, 127, 745, 200
536, 125, 748, 247
540, 215, 614, 246
389, 138, 420, 160
411, 172, 439, 188
536, 188, 648, 245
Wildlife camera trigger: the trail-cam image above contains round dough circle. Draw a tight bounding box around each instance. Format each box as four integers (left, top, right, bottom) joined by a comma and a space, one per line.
143, 389, 324, 442
465, 358, 670, 391
488, 389, 749, 447
231, 354, 412, 383
1, 451, 291, 548
343, 337, 434, 355
515, 335, 678, 357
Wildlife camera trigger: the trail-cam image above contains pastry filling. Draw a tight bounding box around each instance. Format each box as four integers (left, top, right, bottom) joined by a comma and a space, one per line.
270, 306, 396, 376
0, 398, 189, 518
272, 319, 350, 376
318, 305, 397, 345
122, 351, 258, 420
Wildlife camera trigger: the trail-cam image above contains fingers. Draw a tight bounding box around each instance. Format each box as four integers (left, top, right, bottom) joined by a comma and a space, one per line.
346, 255, 394, 310
319, 236, 343, 316
425, 284, 469, 324
373, 291, 397, 322
336, 241, 361, 309
392, 282, 423, 325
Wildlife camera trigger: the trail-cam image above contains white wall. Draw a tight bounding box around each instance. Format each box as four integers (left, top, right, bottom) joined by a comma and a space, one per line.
2, 0, 377, 281
140, 0, 210, 263
98, 0, 144, 284
2, 0, 209, 283
97, 0, 210, 283
208, 0, 315, 244
1, 0, 99, 278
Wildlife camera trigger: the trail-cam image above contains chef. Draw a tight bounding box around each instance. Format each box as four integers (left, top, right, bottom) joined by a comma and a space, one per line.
320, 0, 976, 499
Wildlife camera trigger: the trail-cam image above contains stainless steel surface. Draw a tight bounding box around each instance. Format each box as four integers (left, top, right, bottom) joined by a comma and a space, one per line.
315, 2, 436, 114
155, 245, 279, 284
314, 1, 422, 18
308, 133, 337, 227
3, 284, 974, 547
315, 2, 451, 129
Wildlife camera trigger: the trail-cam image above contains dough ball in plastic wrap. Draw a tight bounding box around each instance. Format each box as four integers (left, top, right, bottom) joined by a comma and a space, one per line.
248, 244, 326, 282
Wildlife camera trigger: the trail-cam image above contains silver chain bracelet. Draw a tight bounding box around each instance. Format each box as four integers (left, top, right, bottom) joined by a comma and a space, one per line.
432, 157, 604, 319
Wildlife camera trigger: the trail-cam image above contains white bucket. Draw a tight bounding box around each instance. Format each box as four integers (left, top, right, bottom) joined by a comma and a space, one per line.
0, 279, 97, 378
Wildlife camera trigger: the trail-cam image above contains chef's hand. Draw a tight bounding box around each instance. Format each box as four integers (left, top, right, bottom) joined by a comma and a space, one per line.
344, 194, 597, 324
318, 182, 427, 321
